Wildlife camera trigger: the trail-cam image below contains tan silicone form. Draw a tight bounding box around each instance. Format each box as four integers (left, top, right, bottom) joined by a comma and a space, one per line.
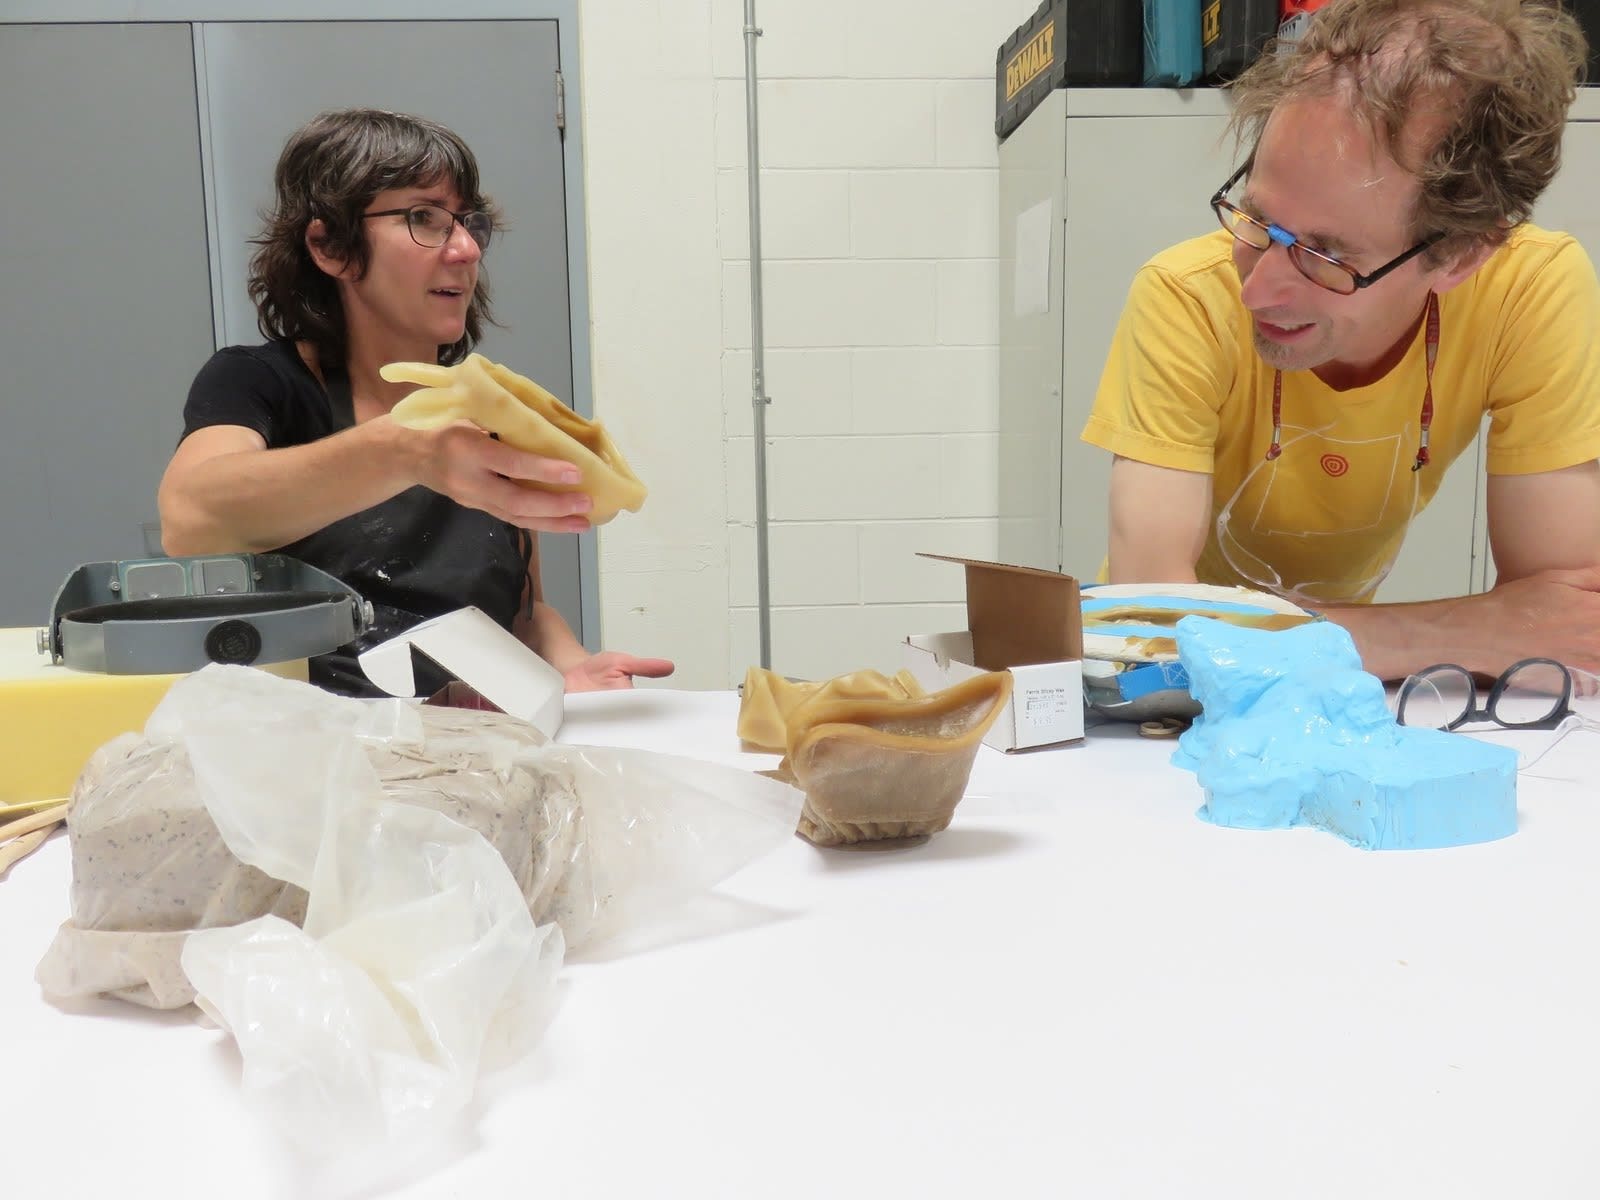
772, 671, 1013, 846
737, 666, 926, 753
1082, 605, 1315, 633
382, 353, 647, 525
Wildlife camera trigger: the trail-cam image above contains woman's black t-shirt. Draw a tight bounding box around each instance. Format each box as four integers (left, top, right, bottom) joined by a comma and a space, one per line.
181, 339, 530, 697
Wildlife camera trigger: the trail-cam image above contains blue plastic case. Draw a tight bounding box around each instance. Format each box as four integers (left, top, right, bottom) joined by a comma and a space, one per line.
1144, 0, 1204, 87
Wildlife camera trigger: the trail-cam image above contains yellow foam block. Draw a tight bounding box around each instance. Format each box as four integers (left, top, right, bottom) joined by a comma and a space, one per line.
0, 627, 307, 806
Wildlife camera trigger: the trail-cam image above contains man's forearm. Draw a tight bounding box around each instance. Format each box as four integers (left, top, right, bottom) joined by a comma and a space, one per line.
1314, 595, 1488, 681
1316, 570, 1600, 681
160, 419, 419, 555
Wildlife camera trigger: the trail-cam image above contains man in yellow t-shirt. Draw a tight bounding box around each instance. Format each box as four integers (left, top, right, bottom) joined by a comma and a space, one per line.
1082, 0, 1600, 680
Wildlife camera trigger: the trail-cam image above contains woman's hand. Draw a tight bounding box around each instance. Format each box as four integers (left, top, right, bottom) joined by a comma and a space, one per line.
563, 651, 676, 692
404, 418, 594, 533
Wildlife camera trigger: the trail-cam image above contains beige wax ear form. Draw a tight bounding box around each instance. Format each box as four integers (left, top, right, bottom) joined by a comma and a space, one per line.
736, 666, 926, 753
762, 671, 1014, 846
382, 353, 647, 525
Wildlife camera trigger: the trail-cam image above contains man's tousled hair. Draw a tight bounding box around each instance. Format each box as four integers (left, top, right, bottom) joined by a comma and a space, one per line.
1228, 0, 1587, 260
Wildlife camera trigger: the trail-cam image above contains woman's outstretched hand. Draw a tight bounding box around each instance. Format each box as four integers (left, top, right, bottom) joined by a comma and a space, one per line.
563, 652, 676, 692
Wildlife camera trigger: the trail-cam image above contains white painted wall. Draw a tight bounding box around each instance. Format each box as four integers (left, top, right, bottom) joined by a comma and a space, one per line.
578, 0, 1040, 687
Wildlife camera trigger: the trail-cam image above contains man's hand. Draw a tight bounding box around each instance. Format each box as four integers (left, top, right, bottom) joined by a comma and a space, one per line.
1323, 563, 1600, 680
405, 418, 594, 534
1465, 565, 1600, 674
563, 651, 677, 693
1449, 463, 1600, 675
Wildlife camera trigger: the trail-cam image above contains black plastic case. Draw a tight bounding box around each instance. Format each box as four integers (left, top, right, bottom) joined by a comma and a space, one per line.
1202, 0, 1278, 83
996, 0, 1143, 141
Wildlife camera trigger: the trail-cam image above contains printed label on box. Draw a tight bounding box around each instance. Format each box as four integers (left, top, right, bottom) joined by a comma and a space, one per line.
1022, 686, 1075, 730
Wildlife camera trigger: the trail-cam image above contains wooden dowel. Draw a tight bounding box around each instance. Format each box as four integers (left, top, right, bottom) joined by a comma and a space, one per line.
0, 826, 56, 875
0, 802, 68, 843
0, 797, 70, 819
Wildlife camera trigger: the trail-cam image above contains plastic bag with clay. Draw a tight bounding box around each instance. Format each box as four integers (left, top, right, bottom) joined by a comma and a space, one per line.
36, 670, 559, 1009
37, 665, 803, 1151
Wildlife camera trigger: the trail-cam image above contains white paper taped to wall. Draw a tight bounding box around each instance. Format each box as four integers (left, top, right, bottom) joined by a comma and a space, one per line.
1013, 198, 1054, 317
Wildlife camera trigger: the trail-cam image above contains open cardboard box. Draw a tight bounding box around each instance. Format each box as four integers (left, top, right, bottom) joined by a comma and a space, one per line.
902, 554, 1084, 752
358, 606, 566, 739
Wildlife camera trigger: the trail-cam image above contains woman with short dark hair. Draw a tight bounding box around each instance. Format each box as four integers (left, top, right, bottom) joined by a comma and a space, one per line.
159, 108, 671, 696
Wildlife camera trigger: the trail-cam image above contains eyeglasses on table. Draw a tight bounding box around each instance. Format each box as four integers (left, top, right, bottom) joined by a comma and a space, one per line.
1393, 657, 1600, 771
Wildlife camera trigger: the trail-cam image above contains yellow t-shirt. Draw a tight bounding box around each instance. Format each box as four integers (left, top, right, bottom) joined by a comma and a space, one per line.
1081, 226, 1600, 604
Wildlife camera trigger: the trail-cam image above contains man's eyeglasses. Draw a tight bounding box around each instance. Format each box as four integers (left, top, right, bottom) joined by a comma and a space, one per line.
1210, 163, 1440, 296
1394, 657, 1600, 771
362, 203, 492, 251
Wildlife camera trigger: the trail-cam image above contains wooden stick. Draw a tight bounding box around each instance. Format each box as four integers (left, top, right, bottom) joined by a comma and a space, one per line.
0, 797, 70, 819
0, 802, 68, 843
0, 826, 55, 876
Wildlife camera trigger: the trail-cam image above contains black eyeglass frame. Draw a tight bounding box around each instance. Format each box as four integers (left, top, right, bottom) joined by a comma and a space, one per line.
361, 204, 493, 251
1209, 162, 1442, 295
1395, 656, 1576, 732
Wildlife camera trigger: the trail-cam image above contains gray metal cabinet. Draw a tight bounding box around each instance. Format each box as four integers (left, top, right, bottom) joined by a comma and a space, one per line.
0, 24, 216, 626
1, 12, 590, 644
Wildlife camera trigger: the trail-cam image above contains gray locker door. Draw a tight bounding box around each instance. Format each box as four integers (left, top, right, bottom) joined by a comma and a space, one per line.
0, 24, 216, 627
197, 19, 585, 640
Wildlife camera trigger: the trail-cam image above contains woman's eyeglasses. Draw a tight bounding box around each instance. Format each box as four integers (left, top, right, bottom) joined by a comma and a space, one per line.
362, 203, 492, 251
1394, 657, 1600, 771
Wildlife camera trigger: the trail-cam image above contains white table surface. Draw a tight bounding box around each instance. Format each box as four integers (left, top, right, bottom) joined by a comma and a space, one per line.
7, 689, 1600, 1199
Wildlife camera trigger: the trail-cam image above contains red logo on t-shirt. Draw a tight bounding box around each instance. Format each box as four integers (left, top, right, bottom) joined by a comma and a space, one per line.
1320, 453, 1350, 477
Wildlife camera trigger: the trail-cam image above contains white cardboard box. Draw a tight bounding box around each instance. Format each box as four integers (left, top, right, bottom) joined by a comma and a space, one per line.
357, 605, 565, 740
903, 630, 1083, 752
904, 554, 1086, 752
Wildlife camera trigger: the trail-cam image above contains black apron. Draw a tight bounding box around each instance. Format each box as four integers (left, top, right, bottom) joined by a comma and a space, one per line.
280, 364, 531, 697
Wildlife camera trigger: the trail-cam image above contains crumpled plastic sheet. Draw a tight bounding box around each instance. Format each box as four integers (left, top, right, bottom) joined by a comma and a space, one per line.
36, 665, 804, 1153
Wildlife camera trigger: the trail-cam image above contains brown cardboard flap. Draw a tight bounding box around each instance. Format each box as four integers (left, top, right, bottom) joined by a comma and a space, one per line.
918, 553, 1082, 671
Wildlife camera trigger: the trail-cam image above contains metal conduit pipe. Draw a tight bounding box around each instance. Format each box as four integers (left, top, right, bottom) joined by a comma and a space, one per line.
743, 0, 773, 669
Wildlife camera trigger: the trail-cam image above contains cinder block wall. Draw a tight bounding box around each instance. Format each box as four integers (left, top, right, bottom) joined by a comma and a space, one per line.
581, 0, 1040, 685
